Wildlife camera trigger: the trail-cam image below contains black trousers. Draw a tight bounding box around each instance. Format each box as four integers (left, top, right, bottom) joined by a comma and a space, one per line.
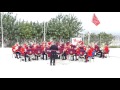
42, 52, 47, 60
99, 50, 103, 58
15, 52, 21, 59
62, 52, 67, 60
50, 52, 56, 65
24, 53, 30, 62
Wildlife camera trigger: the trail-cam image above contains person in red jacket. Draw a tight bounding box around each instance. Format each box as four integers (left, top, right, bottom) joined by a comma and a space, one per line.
90, 43, 95, 59
103, 44, 109, 58
13, 42, 21, 59
75, 46, 80, 61
62, 44, 67, 60
85, 46, 92, 62
41, 43, 47, 60
20, 44, 27, 62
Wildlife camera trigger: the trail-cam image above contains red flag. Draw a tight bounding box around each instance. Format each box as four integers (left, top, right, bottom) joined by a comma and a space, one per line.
92, 13, 100, 26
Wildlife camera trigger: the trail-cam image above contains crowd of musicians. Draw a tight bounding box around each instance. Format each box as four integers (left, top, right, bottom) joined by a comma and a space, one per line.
12, 40, 109, 63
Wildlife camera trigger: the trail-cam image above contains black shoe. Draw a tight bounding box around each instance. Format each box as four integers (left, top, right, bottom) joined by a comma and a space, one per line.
104, 56, 107, 58
92, 57, 94, 59
75, 59, 78, 61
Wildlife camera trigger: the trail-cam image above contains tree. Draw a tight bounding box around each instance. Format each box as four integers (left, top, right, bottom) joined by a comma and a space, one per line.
47, 14, 84, 42
98, 32, 114, 45
1, 12, 17, 47
84, 32, 114, 45
0, 13, 84, 47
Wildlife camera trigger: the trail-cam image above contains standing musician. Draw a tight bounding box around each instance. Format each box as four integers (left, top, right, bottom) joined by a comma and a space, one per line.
49, 41, 58, 66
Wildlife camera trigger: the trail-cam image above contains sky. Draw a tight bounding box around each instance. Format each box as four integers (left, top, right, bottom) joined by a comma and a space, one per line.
11, 12, 120, 35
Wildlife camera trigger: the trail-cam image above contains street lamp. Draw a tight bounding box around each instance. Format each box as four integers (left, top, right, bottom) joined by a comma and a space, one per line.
0, 12, 4, 48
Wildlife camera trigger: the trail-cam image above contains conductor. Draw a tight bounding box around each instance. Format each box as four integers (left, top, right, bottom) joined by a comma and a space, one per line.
49, 41, 58, 66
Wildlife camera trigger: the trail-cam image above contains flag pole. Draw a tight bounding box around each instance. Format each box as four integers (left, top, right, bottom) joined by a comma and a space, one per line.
88, 32, 90, 45
1, 12, 4, 48
100, 34, 101, 46
43, 22, 46, 42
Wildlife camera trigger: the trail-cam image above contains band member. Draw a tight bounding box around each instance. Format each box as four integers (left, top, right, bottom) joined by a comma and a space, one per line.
59, 44, 64, 59
26, 45, 33, 61
13, 42, 21, 59
32, 43, 38, 60
94, 43, 102, 58
45, 44, 51, 59
79, 44, 86, 59
85, 46, 92, 62
69, 45, 75, 61
20, 44, 27, 62
94, 43, 100, 55
35, 43, 42, 60
49, 42, 58, 66
90, 43, 95, 59
41, 43, 47, 60
75, 45, 80, 61
62, 44, 67, 60
103, 44, 109, 58
99, 43, 105, 58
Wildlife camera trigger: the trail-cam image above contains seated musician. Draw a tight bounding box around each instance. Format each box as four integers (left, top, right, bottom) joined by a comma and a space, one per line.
75, 45, 80, 61
41, 43, 47, 60
59, 45, 64, 59
56, 45, 61, 59
69, 45, 75, 61
26, 45, 33, 61
12, 42, 21, 59
62, 44, 67, 60
20, 44, 28, 62
99, 43, 105, 58
32, 44, 38, 60
85, 46, 92, 62
103, 43, 109, 58
90, 43, 96, 59
45, 44, 51, 59
94, 43, 102, 57
79, 44, 85, 57
35, 44, 42, 59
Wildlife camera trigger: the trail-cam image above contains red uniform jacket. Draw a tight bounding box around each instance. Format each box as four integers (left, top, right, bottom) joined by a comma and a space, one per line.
20, 47, 26, 56
69, 49, 75, 55
87, 48, 92, 57
95, 45, 100, 52
75, 48, 80, 56
104, 45, 109, 54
